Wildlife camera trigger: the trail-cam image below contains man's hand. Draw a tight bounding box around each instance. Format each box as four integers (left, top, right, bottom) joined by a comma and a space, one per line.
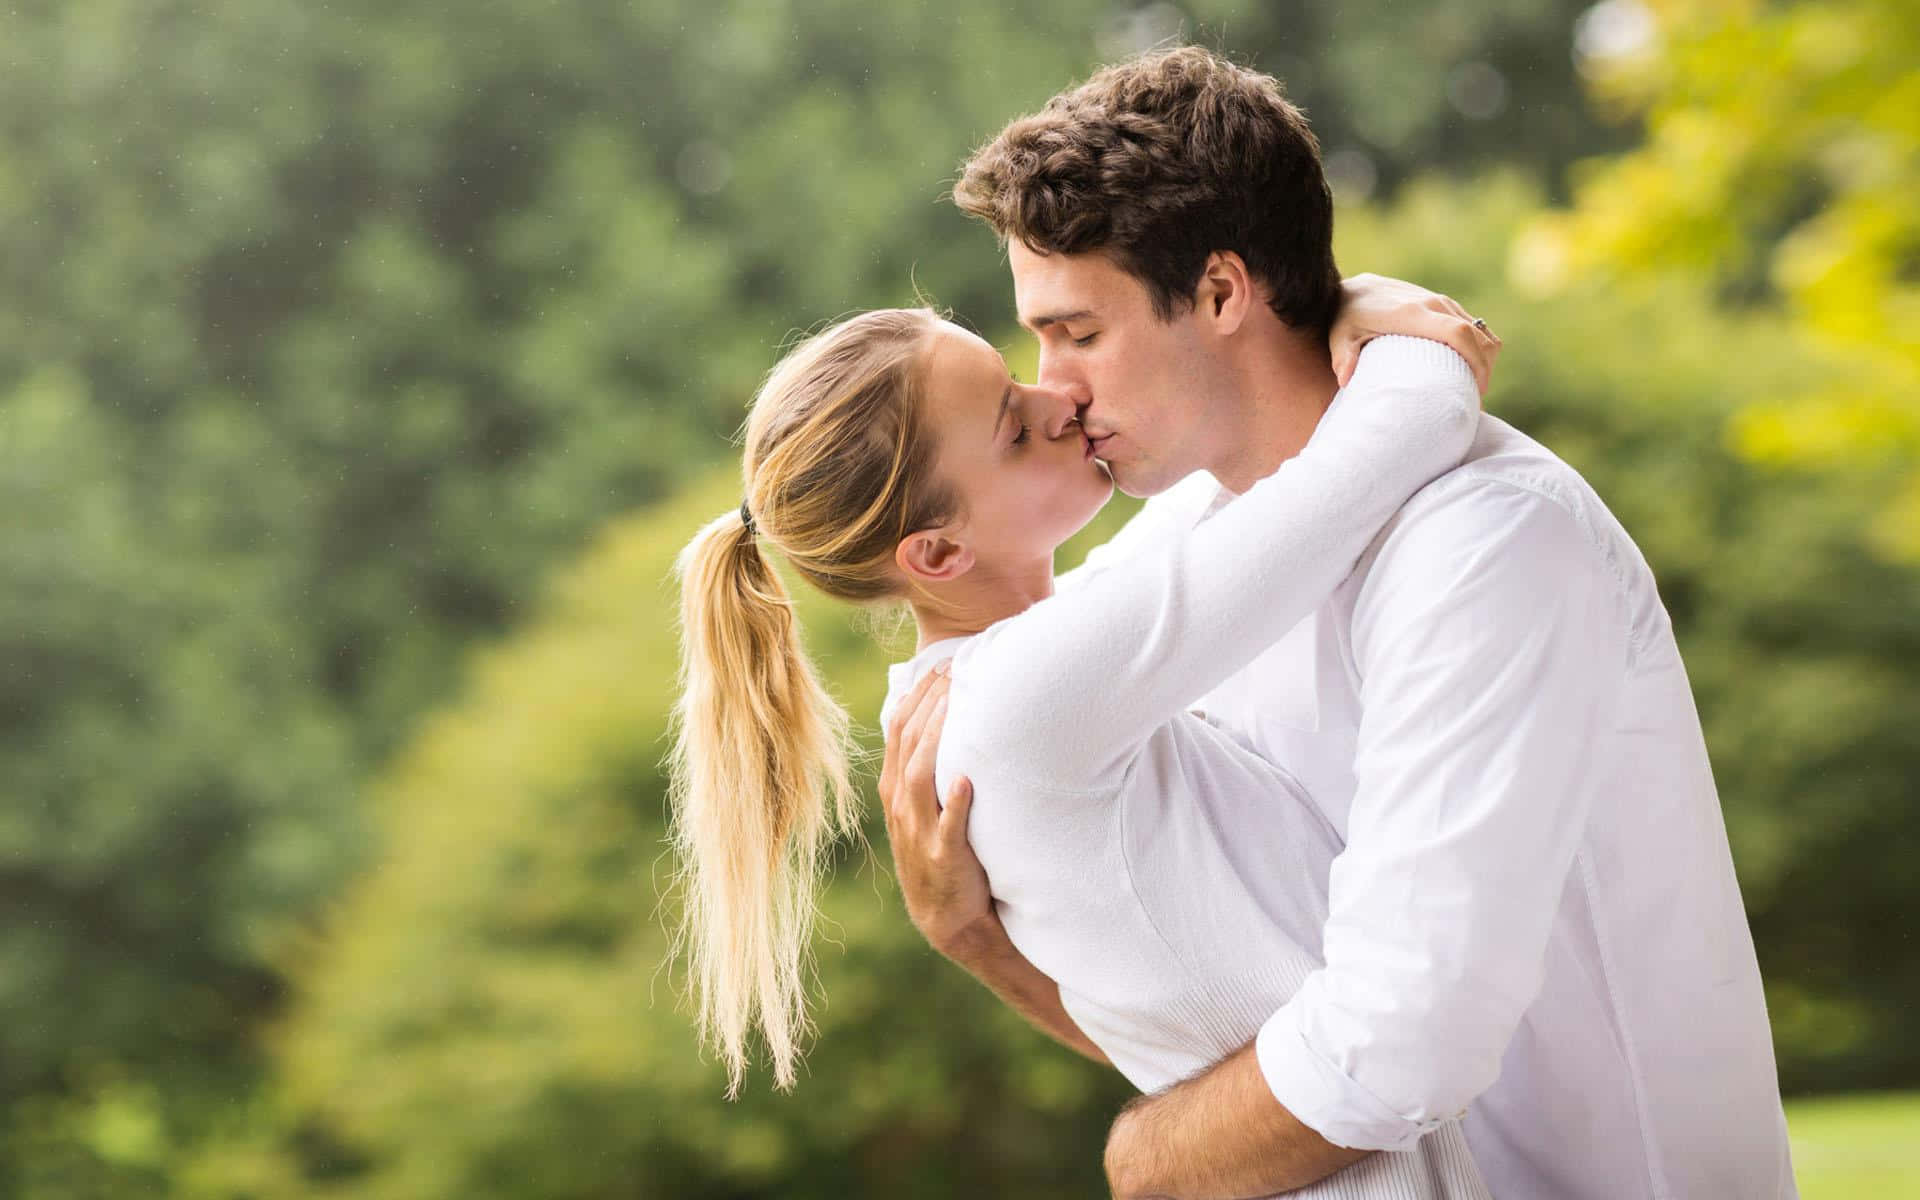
879, 661, 1111, 1063
1332, 273, 1502, 396
879, 662, 992, 956
1103, 1041, 1366, 1199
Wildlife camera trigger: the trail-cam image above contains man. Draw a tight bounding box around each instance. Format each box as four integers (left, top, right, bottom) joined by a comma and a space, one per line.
880, 46, 1795, 1198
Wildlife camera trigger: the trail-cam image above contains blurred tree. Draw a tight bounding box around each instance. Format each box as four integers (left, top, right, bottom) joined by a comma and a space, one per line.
1522, 0, 1920, 557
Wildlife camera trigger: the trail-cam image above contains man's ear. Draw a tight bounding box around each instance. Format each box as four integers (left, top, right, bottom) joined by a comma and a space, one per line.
896, 526, 975, 585
1195, 250, 1256, 336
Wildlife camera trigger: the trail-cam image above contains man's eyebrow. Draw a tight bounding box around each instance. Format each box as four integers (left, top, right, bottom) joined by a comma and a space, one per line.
1023, 308, 1096, 331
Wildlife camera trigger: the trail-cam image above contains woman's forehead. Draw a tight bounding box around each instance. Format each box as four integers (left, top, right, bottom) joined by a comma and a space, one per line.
921, 323, 1010, 444
924, 320, 1002, 383
932, 318, 993, 356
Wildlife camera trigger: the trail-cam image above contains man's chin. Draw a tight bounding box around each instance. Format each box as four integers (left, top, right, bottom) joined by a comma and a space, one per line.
1103, 453, 1199, 499
1107, 463, 1166, 500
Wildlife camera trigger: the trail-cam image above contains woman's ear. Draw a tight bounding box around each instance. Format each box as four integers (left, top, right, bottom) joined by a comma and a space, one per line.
896, 527, 975, 585
1196, 250, 1255, 336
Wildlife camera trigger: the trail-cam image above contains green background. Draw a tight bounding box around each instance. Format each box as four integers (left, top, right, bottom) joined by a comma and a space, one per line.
3, 0, 1914, 1194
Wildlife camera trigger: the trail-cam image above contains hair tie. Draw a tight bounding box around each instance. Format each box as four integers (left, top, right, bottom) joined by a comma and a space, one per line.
739, 499, 757, 536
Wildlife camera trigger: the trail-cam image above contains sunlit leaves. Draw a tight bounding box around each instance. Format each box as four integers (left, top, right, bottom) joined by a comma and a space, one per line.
1532, 0, 1919, 556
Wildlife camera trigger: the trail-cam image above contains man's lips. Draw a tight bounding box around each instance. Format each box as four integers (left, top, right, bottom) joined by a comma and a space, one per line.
1086, 433, 1114, 459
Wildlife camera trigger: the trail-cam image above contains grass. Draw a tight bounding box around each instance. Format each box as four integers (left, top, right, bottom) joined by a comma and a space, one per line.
1787, 1092, 1920, 1198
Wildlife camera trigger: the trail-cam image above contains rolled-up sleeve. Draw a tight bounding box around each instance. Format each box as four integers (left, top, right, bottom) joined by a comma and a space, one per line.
1256, 477, 1631, 1152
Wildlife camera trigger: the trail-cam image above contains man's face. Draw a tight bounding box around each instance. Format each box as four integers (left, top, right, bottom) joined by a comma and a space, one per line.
1010, 241, 1224, 497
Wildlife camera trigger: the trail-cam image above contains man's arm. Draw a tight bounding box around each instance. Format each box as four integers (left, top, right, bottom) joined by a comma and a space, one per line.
880, 664, 1108, 1064
1105, 1042, 1365, 1199
1106, 480, 1629, 1196
940, 905, 1110, 1065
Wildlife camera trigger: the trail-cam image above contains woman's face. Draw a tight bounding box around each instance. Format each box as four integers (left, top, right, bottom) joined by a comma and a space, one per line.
918, 319, 1114, 574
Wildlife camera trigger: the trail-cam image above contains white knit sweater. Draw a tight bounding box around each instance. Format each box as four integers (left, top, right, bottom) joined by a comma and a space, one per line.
879, 338, 1490, 1199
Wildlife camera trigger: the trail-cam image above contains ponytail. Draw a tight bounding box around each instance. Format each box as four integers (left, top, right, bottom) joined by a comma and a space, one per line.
668, 507, 860, 1096
667, 306, 946, 1094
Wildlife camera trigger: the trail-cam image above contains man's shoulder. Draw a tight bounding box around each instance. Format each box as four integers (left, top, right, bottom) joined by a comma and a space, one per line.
1376, 417, 1621, 562
1350, 416, 1649, 643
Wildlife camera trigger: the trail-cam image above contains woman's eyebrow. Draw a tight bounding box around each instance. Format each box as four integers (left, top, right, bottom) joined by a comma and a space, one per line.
993, 381, 1012, 442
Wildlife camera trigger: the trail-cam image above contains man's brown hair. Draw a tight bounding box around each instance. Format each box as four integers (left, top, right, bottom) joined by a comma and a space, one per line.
955, 46, 1341, 334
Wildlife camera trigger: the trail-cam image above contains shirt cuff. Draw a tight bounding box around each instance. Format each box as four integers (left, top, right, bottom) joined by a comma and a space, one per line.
1255, 998, 1452, 1153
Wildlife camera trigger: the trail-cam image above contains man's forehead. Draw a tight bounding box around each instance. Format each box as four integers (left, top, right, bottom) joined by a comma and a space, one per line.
1010, 242, 1117, 327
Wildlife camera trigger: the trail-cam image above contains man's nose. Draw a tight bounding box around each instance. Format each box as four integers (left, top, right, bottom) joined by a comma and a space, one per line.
1035, 385, 1085, 440
1037, 343, 1086, 393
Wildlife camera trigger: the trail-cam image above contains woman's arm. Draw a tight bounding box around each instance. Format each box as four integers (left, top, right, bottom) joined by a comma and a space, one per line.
954, 336, 1480, 790
878, 672, 1107, 1063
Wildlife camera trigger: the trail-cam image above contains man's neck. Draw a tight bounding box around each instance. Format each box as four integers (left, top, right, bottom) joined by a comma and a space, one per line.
1206, 323, 1339, 495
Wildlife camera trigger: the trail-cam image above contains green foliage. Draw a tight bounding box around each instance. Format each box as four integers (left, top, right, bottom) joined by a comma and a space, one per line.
1527, 0, 1920, 556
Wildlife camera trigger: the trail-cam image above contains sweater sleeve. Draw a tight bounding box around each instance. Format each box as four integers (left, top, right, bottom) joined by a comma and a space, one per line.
949, 336, 1479, 791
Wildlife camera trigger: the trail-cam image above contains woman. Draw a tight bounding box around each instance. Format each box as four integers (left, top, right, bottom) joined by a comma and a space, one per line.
671, 294, 1490, 1196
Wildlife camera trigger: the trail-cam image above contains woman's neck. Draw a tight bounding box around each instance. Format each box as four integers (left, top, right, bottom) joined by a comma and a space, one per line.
909, 555, 1058, 650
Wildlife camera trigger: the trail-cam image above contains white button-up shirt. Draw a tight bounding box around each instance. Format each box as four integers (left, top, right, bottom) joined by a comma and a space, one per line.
1160, 414, 1799, 1199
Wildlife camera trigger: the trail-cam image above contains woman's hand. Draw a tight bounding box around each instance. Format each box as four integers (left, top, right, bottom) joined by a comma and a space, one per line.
878, 662, 994, 958
1331, 273, 1502, 396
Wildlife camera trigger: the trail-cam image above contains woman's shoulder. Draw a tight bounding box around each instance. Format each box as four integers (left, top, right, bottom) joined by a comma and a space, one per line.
877, 634, 1092, 794
940, 629, 1126, 796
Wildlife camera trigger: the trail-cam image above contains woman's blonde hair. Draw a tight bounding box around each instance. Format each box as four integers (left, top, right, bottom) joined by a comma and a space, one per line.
669, 307, 955, 1094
